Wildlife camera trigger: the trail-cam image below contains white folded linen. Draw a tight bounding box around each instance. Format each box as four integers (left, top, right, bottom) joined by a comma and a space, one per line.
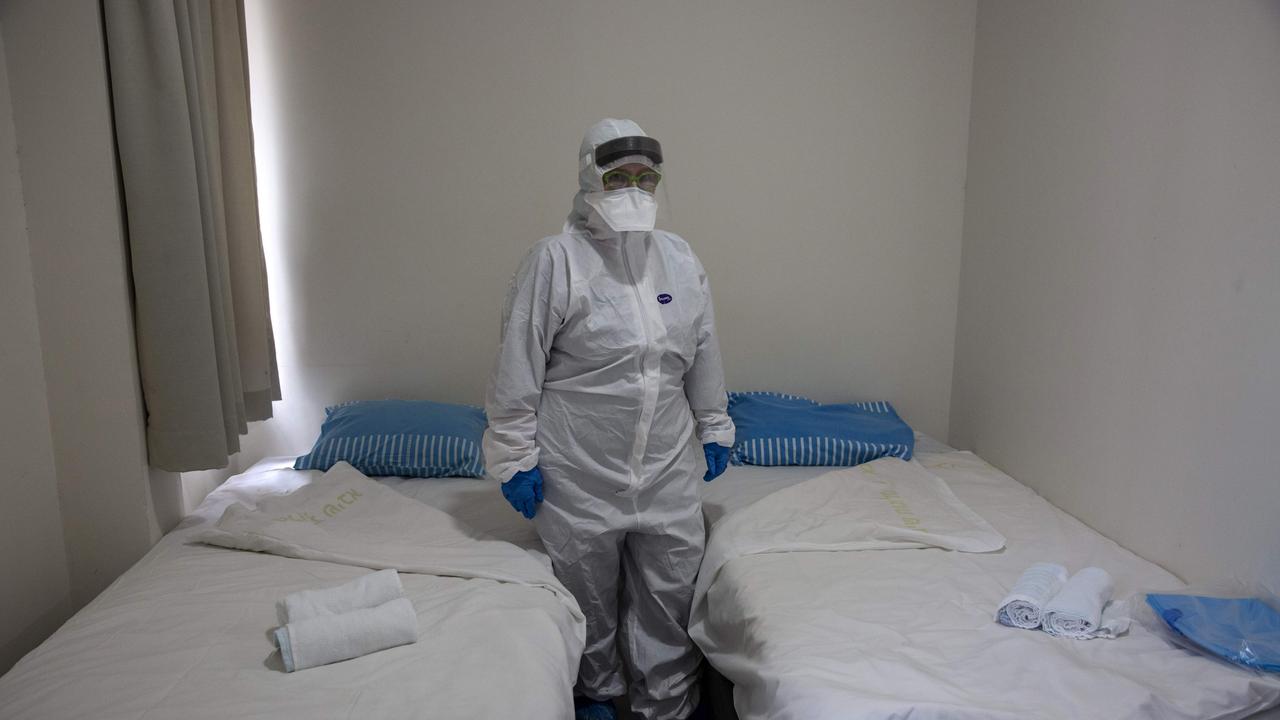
274, 596, 419, 672
693, 458, 1007, 618
282, 568, 404, 622
1041, 566, 1130, 639
996, 562, 1069, 629
196, 462, 583, 617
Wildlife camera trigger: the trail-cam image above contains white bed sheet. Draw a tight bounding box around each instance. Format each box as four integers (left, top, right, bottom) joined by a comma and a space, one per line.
699, 433, 957, 527
376, 465, 546, 557
696, 447, 1280, 720
0, 459, 572, 720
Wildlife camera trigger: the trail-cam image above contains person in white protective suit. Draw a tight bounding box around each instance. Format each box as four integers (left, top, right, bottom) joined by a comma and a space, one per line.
483, 118, 734, 720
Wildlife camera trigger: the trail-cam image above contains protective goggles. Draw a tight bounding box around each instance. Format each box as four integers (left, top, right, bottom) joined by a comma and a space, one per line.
602, 168, 662, 193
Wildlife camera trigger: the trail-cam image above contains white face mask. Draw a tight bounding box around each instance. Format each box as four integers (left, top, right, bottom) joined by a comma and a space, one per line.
583, 187, 657, 232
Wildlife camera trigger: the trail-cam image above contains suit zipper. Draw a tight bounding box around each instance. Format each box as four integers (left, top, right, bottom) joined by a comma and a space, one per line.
620, 236, 650, 490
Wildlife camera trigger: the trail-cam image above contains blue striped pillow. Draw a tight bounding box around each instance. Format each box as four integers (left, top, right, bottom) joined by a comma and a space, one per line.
727, 391, 913, 467
294, 400, 486, 478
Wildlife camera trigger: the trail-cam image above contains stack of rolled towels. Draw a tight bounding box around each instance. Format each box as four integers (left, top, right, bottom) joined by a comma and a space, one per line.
273, 569, 419, 672
996, 563, 1130, 640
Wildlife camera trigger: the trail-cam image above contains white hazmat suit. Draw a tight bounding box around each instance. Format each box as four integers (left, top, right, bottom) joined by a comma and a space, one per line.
484, 119, 734, 719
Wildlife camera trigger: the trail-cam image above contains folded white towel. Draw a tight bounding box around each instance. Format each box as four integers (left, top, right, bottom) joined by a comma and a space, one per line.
996, 562, 1069, 629
1041, 567, 1130, 640
274, 597, 419, 672
281, 569, 404, 622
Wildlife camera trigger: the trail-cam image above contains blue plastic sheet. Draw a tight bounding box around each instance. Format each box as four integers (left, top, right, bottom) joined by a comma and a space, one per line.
1146, 594, 1280, 673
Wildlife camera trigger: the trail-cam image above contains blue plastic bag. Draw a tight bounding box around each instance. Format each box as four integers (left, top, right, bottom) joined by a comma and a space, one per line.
1145, 593, 1280, 673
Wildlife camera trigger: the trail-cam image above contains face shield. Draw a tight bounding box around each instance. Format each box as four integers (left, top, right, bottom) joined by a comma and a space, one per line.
593, 135, 664, 173
568, 120, 675, 235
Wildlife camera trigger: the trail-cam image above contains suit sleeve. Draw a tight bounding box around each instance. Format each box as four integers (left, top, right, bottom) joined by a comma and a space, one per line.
684, 259, 735, 447
483, 244, 567, 482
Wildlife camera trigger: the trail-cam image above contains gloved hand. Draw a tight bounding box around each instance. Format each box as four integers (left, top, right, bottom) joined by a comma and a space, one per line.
703, 443, 730, 482
501, 467, 544, 519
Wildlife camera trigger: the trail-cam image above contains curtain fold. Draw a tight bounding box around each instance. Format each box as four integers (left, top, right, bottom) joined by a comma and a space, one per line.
103, 0, 278, 472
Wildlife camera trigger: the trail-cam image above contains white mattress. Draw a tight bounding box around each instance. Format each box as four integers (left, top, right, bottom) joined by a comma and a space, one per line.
696, 448, 1280, 720
0, 459, 574, 720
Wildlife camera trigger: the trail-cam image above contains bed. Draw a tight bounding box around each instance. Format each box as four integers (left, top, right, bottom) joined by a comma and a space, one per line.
0, 458, 581, 719
695, 436, 1280, 720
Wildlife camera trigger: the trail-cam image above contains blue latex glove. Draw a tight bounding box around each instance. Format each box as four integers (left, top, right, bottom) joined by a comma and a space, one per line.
501, 467, 544, 519
703, 443, 730, 482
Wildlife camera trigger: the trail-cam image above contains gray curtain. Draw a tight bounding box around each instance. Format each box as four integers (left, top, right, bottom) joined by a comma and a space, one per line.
103, 0, 279, 472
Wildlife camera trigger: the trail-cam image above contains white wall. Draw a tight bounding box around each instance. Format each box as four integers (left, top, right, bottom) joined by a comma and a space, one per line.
180, 456, 246, 516
0, 26, 73, 675
238, 0, 977, 466
0, 0, 183, 609
951, 0, 1280, 589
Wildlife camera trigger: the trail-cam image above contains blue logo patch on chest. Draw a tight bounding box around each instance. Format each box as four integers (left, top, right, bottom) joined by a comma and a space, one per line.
657, 293, 673, 305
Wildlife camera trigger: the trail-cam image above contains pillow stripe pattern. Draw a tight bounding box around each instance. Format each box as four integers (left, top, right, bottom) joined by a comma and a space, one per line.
848, 401, 895, 413
730, 390, 818, 405
293, 399, 487, 478
294, 433, 485, 478
727, 391, 914, 467
729, 392, 896, 415
733, 437, 912, 466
